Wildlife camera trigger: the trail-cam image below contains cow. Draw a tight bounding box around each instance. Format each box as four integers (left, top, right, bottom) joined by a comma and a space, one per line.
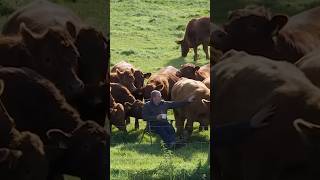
0, 67, 107, 180
110, 93, 126, 132
110, 69, 137, 92
295, 50, 320, 88
140, 66, 180, 101
171, 78, 210, 138
2, 0, 108, 128
176, 17, 211, 61
203, 78, 210, 89
111, 61, 151, 90
176, 63, 209, 81
212, 50, 320, 180
110, 83, 144, 130
0, 23, 83, 99
0, 79, 48, 180
2, 0, 108, 88
212, 5, 320, 63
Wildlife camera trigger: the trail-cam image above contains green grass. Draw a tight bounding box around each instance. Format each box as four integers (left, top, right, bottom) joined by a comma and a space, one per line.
111, 0, 210, 73
110, 0, 210, 179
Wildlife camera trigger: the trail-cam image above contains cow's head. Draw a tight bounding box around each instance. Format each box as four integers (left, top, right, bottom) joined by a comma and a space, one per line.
132, 69, 151, 89
19, 23, 84, 98
110, 103, 127, 132
46, 120, 106, 178
176, 63, 200, 80
176, 39, 189, 57
115, 69, 137, 92
73, 23, 108, 86
213, 6, 288, 55
141, 83, 164, 100
124, 100, 144, 119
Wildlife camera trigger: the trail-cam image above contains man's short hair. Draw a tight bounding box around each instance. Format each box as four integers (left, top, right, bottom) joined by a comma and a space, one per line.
151, 90, 162, 98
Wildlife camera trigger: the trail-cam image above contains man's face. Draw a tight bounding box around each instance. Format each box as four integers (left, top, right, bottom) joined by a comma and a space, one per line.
152, 94, 162, 105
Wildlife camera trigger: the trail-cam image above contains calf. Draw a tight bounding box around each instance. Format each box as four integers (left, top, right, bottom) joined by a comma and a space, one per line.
171, 78, 210, 138
0, 67, 107, 180
110, 93, 126, 132
110, 83, 143, 130
176, 17, 211, 61
110, 69, 137, 92
176, 63, 209, 81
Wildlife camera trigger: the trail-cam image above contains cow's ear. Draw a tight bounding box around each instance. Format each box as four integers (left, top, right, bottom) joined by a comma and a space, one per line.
46, 129, 71, 149
124, 102, 132, 110
270, 15, 288, 36
156, 84, 164, 91
195, 66, 200, 71
19, 23, 36, 46
175, 40, 183, 44
116, 69, 121, 75
176, 71, 182, 77
66, 21, 77, 39
144, 73, 151, 79
131, 68, 135, 74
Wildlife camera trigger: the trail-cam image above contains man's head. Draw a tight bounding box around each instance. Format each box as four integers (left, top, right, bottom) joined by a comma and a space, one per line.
151, 90, 162, 105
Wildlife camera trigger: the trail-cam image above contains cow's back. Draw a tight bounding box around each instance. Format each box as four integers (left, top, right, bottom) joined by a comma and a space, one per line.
2, 0, 84, 34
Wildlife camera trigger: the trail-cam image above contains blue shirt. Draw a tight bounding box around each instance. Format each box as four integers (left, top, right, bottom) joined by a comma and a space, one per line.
142, 100, 190, 122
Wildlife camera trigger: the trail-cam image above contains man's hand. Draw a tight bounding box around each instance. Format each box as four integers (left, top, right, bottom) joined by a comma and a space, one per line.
156, 114, 162, 120
250, 104, 276, 128
188, 95, 196, 102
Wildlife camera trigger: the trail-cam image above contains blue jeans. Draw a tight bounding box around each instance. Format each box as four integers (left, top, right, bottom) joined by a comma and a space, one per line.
149, 120, 176, 147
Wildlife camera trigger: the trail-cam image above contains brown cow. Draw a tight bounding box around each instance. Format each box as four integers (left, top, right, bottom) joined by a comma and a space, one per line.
176, 63, 209, 81
111, 61, 151, 90
110, 69, 137, 92
171, 78, 210, 138
110, 83, 144, 129
140, 66, 180, 100
296, 50, 320, 88
0, 23, 83, 99
212, 5, 320, 63
0, 79, 48, 180
0, 67, 106, 180
2, 0, 108, 88
213, 50, 320, 180
176, 17, 211, 61
203, 78, 210, 89
110, 93, 126, 132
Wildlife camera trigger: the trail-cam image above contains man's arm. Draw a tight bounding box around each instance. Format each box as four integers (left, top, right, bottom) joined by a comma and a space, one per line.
165, 100, 191, 109
142, 104, 158, 121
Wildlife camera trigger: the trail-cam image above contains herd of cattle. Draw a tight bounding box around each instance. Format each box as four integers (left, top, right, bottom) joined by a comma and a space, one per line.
109, 61, 211, 138
211, 5, 320, 180
0, 1, 108, 179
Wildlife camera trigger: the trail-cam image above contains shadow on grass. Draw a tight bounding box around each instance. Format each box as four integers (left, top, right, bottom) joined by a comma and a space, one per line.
116, 157, 210, 180
165, 56, 209, 69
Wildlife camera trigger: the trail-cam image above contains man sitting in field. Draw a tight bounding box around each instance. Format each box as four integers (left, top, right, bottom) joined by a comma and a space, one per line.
142, 90, 195, 149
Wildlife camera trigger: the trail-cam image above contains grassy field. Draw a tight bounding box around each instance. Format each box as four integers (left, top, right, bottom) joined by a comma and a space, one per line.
110, 0, 210, 179
0, 0, 107, 180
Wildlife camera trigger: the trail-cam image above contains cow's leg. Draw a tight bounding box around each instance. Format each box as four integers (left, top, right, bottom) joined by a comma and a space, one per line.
185, 119, 194, 139
134, 118, 139, 130
174, 110, 184, 138
125, 116, 130, 125
203, 43, 209, 60
193, 46, 198, 61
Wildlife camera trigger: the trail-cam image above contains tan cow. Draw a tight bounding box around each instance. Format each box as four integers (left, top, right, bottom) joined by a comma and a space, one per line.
171, 78, 210, 138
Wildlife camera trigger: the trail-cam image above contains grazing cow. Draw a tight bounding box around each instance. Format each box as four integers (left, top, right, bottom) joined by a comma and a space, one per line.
110, 83, 144, 129
212, 5, 320, 63
176, 63, 209, 81
140, 66, 180, 100
213, 50, 320, 180
0, 67, 107, 180
111, 61, 151, 90
0, 79, 48, 180
110, 69, 137, 92
176, 17, 211, 61
0, 23, 83, 99
110, 93, 126, 132
171, 78, 210, 138
2, 0, 108, 88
